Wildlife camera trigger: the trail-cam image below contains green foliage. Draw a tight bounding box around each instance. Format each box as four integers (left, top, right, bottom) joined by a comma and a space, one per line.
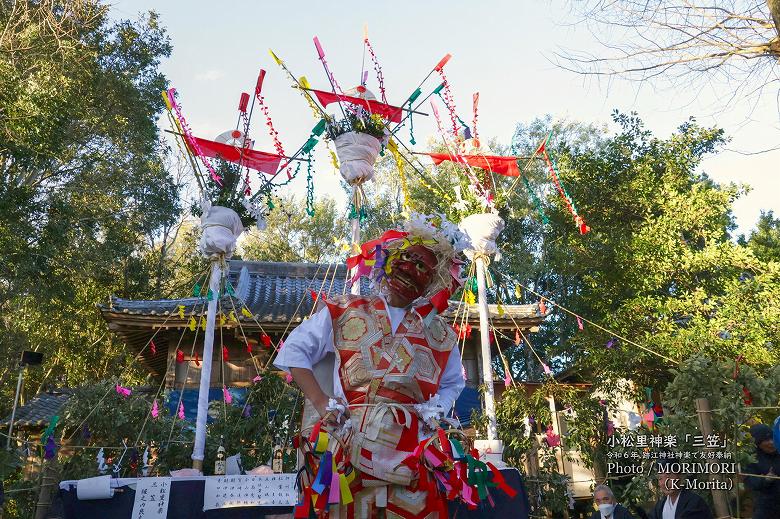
203, 374, 302, 474
0, 1, 182, 405
385, 111, 779, 383
326, 113, 387, 141
473, 382, 615, 514
741, 210, 780, 263
59, 381, 193, 480
49, 374, 302, 480
240, 194, 346, 263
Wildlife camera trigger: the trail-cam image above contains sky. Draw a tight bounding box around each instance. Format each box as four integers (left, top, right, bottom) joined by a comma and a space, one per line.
110, 0, 780, 236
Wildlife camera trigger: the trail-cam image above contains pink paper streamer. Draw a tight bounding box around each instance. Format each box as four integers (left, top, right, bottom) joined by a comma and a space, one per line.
166, 88, 222, 185
115, 384, 131, 397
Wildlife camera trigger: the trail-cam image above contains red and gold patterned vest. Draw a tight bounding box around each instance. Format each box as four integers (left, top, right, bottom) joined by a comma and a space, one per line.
325, 295, 456, 487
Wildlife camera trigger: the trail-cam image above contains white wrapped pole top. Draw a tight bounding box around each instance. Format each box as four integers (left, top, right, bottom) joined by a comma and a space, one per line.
334, 131, 381, 185
459, 212, 505, 258
199, 204, 244, 260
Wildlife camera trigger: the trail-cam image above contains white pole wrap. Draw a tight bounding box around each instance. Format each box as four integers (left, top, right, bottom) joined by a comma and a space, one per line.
460, 213, 506, 462
191, 204, 244, 467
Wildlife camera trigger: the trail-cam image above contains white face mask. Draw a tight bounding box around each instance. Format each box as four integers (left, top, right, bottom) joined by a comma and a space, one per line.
598, 503, 616, 516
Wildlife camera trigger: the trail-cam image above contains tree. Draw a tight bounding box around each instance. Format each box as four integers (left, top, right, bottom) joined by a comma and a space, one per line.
558, 1, 780, 111
239, 194, 346, 264
0, 1, 180, 399
741, 210, 780, 262
382, 111, 780, 385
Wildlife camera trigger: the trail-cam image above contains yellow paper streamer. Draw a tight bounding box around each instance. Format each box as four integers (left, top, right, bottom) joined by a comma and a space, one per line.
241, 307, 253, 318
178, 305, 185, 319
188, 316, 196, 331
200, 317, 206, 331
219, 313, 226, 327
387, 139, 411, 210
339, 474, 353, 505
497, 303, 505, 316
268, 48, 283, 65
464, 290, 476, 305
313, 431, 328, 454
299, 76, 312, 90
514, 284, 522, 299
329, 149, 339, 171
228, 311, 237, 323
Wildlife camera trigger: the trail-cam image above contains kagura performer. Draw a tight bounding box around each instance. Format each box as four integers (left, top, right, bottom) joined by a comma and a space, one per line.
275, 213, 469, 518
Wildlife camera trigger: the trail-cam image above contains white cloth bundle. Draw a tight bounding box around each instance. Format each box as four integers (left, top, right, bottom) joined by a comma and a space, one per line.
334, 131, 381, 185
198, 204, 244, 260
459, 213, 505, 257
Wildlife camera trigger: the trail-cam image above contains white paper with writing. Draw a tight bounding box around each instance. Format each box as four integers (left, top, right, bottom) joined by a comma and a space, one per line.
131, 477, 171, 519
203, 474, 297, 510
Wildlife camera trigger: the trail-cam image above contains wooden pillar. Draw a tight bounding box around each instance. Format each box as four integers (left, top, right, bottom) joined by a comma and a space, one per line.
695, 398, 731, 519
33, 455, 60, 519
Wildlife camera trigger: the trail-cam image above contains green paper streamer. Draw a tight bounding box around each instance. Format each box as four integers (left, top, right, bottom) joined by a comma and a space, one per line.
432, 82, 445, 95
302, 137, 318, 154
305, 152, 315, 217
408, 88, 422, 104
207, 289, 214, 301
450, 439, 465, 459
311, 119, 327, 137
41, 416, 59, 444
225, 283, 235, 296
192, 283, 201, 297
522, 176, 549, 225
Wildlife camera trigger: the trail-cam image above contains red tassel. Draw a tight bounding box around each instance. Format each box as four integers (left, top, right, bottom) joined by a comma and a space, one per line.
294, 487, 312, 518
176, 349, 184, 364
743, 387, 753, 405
487, 462, 517, 497
222, 346, 229, 362
238, 92, 250, 113
246, 342, 252, 354
194, 353, 200, 367
261, 334, 272, 348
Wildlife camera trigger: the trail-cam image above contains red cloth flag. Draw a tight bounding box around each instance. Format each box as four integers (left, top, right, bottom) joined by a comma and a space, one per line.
426, 152, 521, 177
311, 89, 403, 123
190, 135, 282, 175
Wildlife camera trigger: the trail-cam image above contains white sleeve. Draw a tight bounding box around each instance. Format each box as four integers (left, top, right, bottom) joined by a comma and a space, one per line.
435, 344, 465, 412
273, 306, 334, 372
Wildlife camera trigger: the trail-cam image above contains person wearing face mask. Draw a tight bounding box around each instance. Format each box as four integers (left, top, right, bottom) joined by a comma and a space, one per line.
275, 213, 469, 518
744, 423, 780, 519
590, 484, 637, 519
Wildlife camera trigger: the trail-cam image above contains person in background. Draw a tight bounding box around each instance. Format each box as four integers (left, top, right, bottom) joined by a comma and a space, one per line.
590, 484, 637, 519
744, 423, 780, 519
647, 467, 713, 519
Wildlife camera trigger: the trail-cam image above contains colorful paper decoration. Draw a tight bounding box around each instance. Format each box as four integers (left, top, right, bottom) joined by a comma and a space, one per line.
115, 384, 131, 397
576, 316, 584, 330
223, 386, 233, 405
178, 401, 185, 420
150, 339, 157, 355
310, 89, 403, 123
540, 145, 589, 234
151, 400, 159, 419
176, 349, 184, 364
424, 152, 521, 177
222, 345, 229, 362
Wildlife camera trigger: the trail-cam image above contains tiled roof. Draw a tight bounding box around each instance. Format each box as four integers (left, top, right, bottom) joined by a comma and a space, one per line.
102, 261, 369, 325
102, 260, 543, 325
1, 392, 71, 429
